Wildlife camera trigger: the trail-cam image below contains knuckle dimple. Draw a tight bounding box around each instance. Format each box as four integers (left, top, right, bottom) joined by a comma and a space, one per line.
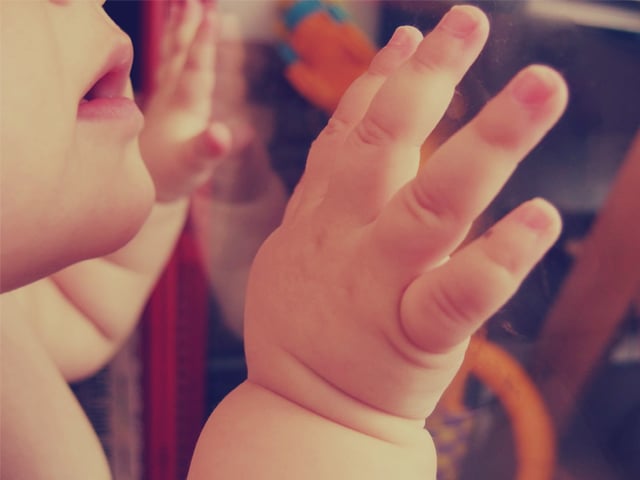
406, 182, 457, 228
369, 51, 398, 77
483, 243, 523, 278
432, 283, 479, 329
323, 116, 349, 138
474, 114, 523, 153
410, 47, 445, 76
354, 115, 395, 147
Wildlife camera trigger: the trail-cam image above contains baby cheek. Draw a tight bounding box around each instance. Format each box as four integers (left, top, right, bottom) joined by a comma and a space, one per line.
91, 172, 154, 257
79, 139, 155, 256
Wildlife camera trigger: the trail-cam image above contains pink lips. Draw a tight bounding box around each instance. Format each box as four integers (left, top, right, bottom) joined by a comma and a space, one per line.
77, 96, 143, 124
76, 41, 143, 130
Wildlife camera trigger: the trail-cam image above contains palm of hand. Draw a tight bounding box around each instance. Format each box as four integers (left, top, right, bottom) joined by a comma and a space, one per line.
246, 206, 464, 422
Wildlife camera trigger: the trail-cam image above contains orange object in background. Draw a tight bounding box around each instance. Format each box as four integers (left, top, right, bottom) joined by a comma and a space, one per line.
468, 338, 556, 480
278, 1, 376, 113
277, 0, 476, 162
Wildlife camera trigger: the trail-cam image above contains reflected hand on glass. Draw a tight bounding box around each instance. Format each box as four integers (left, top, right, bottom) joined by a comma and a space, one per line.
140, 0, 234, 203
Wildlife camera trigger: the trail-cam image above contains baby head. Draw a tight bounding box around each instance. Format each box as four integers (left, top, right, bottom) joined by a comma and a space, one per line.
1, 0, 154, 291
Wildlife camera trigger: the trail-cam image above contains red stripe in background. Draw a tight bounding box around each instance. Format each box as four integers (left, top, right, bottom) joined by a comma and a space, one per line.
141, 2, 210, 480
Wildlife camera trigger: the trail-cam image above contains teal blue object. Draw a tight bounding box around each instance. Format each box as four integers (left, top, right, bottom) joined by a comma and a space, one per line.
283, 0, 324, 30
326, 4, 349, 23
277, 42, 299, 66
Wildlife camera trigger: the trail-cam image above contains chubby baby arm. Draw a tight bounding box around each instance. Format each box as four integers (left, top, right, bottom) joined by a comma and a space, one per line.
188, 6, 567, 479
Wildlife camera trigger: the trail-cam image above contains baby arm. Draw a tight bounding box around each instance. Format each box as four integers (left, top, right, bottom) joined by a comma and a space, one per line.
188, 6, 567, 479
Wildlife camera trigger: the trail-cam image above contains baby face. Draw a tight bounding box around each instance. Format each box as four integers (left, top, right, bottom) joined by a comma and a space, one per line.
0, 0, 154, 290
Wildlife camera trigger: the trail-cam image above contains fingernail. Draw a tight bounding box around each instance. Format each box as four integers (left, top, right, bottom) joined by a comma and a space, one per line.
513, 198, 554, 231
388, 26, 409, 47
511, 66, 557, 106
440, 6, 480, 38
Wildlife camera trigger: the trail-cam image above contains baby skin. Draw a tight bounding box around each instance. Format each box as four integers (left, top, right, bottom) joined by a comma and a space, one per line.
188, 5, 567, 480
0, 2, 567, 479
1, 1, 253, 478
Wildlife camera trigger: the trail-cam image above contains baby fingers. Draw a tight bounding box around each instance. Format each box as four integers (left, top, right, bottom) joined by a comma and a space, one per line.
287, 25, 422, 221
171, 4, 218, 109
321, 6, 490, 222
158, 0, 204, 83
399, 198, 562, 354
371, 64, 568, 268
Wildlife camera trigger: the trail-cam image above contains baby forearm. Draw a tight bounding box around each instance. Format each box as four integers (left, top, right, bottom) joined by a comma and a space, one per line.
188, 381, 437, 480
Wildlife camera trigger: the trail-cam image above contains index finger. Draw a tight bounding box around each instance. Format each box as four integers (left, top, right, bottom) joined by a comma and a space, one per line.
322, 6, 490, 222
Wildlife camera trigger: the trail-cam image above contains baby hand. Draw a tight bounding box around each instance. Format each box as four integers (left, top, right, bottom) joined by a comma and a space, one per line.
139, 0, 246, 203
244, 5, 567, 438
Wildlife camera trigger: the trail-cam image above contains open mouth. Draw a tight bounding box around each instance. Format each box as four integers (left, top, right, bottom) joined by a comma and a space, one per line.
79, 43, 133, 106
80, 70, 121, 104
76, 42, 142, 127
